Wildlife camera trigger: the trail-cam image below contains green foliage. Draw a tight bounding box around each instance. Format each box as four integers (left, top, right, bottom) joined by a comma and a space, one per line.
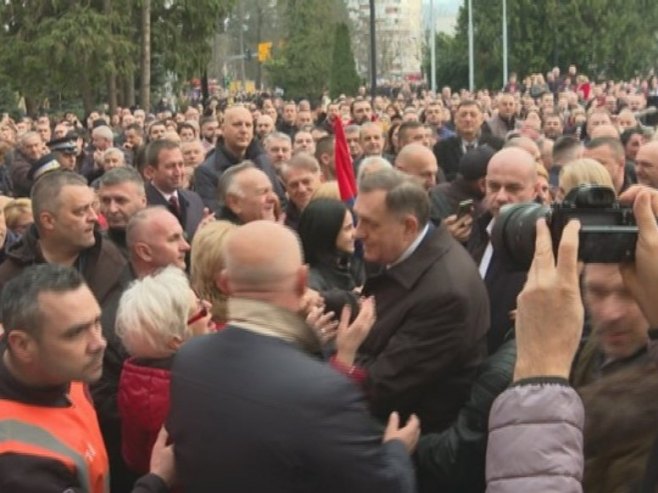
266, 0, 344, 101
329, 23, 360, 99
424, 0, 658, 90
0, 0, 233, 113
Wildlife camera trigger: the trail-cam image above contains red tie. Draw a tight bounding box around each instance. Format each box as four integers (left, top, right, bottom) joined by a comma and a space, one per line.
169, 195, 181, 217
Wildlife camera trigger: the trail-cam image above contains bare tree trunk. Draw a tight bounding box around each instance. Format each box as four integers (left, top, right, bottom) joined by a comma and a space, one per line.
140, 0, 151, 112
125, 71, 136, 108
104, 0, 118, 114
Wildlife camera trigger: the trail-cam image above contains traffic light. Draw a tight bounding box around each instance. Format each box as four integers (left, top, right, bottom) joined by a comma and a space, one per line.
258, 42, 273, 62
245, 48, 253, 61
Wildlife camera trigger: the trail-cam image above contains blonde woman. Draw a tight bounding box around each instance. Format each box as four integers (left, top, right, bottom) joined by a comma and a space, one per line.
4, 197, 33, 237
558, 158, 615, 202
190, 220, 237, 325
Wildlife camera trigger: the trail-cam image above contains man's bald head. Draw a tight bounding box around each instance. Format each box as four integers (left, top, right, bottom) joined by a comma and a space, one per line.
486, 147, 539, 217
394, 143, 439, 190
505, 136, 541, 161
221, 221, 306, 307
635, 141, 658, 189
224, 105, 251, 123
590, 124, 620, 140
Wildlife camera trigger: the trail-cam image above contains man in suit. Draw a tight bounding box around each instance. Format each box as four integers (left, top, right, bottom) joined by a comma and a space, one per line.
467, 147, 540, 354
143, 139, 205, 240
433, 100, 503, 182
167, 220, 419, 492
353, 169, 490, 434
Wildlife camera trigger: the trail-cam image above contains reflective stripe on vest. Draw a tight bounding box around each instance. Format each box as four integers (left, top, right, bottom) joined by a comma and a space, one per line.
0, 381, 109, 493
0, 419, 91, 489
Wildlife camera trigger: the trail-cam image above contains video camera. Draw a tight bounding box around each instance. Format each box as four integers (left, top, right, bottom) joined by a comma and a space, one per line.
491, 185, 638, 271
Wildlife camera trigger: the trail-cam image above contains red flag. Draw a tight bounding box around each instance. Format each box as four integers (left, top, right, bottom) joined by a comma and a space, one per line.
332, 116, 357, 204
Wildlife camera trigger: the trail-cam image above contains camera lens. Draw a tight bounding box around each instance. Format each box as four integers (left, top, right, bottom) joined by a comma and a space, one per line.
491, 202, 551, 271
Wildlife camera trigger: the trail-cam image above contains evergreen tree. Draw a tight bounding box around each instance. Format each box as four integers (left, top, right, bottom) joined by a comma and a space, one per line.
266, 0, 346, 101
329, 23, 360, 99
424, 0, 658, 90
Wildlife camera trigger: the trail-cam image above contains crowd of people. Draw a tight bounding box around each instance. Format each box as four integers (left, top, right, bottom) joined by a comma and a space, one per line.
0, 62, 658, 492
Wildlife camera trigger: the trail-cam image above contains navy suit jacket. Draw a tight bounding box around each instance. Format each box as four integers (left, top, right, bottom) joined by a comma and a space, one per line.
145, 182, 204, 240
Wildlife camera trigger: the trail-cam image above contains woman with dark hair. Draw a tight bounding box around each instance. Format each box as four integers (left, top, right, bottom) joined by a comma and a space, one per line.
298, 198, 360, 292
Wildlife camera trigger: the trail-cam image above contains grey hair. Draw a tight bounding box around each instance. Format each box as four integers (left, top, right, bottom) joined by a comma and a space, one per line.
218, 161, 257, 202
92, 125, 114, 142
97, 166, 145, 194
280, 152, 320, 181
115, 266, 192, 358
101, 147, 125, 165
357, 156, 393, 185
1, 264, 85, 338
126, 205, 169, 249
358, 168, 430, 225
31, 171, 88, 228
19, 131, 41, 148
264, 131, 291, 148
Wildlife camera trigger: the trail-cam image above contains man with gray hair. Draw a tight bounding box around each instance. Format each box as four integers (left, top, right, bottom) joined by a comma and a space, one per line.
98, 167, 147, 257
353, 169, 489, 434
280, 152, 324, 230
9, 131, 45, 197
81, 125, 116, 182
263, 131, 292, 174
216, 161, 278, 225
357, 156, 393, 184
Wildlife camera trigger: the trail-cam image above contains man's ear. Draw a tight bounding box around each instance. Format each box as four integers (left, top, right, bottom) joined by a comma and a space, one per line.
218, 269, 233, 295
225, 193, 241, 214
133, 242, 152, 263
403, 213, 420, 240
6, 330, 38, 364
296, 264, 309, 296
143, 165, 155, 181
38, 211, 56, 232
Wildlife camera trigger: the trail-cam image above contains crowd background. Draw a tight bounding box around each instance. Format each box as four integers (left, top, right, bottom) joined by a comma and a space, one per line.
0, 59, 658, 493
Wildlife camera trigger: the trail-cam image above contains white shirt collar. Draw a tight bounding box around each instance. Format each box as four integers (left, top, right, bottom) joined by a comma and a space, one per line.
388, 223, 430, 268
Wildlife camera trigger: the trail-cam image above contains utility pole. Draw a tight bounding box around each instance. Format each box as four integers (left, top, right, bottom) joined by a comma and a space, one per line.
430, 0, 436, 93
238, 0, 246, 90
140, 0, 151, 111
502, 0, 508, 86
468, 0, 474, 91
369, 0, 377, 100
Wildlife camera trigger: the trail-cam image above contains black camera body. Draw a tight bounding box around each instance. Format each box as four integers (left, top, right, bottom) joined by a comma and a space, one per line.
492, 185, 637, 271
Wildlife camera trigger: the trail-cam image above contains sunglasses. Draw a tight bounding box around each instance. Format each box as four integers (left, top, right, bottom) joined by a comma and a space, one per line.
187, 299, 209, 325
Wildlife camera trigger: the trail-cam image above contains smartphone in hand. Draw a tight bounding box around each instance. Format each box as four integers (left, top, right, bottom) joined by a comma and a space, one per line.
457, 199, 474, 219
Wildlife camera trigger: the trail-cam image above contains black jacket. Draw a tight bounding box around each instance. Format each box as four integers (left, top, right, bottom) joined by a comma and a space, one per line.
416, 338, 516, 493
167, 327, 416, 493
433, 134, 503, 182
193, 139, 284, 213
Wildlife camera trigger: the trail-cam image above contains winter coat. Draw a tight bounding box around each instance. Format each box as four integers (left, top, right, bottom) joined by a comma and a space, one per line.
118, 358, 173, 475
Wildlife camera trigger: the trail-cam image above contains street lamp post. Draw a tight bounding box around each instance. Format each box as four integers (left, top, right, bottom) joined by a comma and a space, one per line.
369, 0, 377, 100
503, 0, 508, 86
430, 0, 436, 93
468, 0, 474, 91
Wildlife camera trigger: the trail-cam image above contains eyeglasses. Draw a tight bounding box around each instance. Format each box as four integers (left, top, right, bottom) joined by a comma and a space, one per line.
187, 299, 209, 325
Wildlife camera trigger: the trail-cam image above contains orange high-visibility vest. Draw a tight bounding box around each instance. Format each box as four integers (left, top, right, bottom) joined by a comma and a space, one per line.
0, 381, 109, 493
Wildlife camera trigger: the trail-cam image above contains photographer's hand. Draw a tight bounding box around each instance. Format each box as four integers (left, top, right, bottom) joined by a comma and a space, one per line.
619, 185, 658, 327
513, 219, 583, 381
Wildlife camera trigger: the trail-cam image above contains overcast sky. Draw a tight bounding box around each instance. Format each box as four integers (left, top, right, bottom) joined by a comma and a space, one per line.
423, 0, 461, 34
